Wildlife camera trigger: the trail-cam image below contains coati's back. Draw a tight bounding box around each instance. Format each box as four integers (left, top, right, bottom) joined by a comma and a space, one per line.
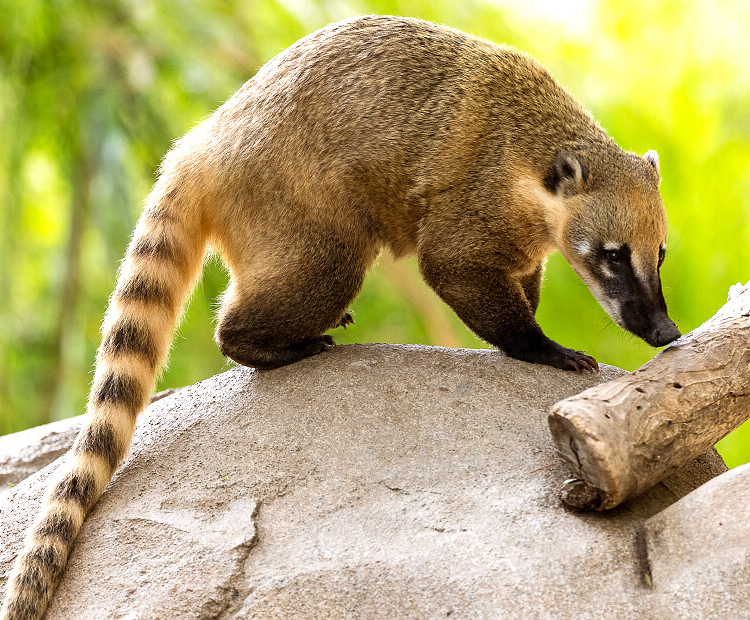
2, 16, 677, 620
207, 15, 608, 258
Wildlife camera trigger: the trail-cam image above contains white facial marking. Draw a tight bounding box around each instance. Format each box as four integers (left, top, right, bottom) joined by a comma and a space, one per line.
571, 264, 625, 327
601, 263, 618, 279
575, 241, 592, 256
630, 251, 650, 287
586, 280, 623, 326
603, 241, 620, 252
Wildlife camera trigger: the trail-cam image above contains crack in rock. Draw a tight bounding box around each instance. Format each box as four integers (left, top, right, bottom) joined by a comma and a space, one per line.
200, 501, 260, 619
634, 526, 653, 588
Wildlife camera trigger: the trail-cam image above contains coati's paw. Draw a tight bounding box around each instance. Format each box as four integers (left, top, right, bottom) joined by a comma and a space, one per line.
553, 347, 599, 375
337, 311, 355, 329
510, 339, 599, 375
291, 335, 335, 358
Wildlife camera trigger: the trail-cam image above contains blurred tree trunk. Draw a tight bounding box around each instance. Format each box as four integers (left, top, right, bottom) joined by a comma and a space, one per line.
0, 158, 21, 303
380, 255, 465, 348
41, 147, 93, 423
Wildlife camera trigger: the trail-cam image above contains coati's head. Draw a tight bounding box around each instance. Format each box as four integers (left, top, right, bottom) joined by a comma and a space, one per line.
548, 147, 680, 347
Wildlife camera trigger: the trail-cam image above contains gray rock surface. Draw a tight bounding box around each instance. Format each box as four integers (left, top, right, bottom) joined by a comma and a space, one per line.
0, 416, 83, 504
645, 462, 750, 617
0, 390, 178, 504
0, 344, 739, 618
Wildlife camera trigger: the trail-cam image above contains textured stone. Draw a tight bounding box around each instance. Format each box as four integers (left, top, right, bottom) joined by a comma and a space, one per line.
0, 416, 83, 504
0, 390, 178, 504
644, 462, 750, 618
0, 344, 737, 618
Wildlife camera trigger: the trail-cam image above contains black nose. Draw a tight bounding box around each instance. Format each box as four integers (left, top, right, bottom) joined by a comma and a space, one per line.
648, 320, 681, 347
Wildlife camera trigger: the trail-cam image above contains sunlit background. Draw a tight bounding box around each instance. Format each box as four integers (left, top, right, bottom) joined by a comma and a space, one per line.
1, 0, 749, 466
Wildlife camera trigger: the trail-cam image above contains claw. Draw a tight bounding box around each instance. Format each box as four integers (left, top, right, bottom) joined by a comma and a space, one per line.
562, 351, 599, 375
509, 340, 600, 374
338, 311, 355, 330
581, 353, 600, 375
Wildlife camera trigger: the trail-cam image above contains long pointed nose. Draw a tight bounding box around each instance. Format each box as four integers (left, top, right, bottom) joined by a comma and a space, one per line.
647, 317, 680, 347
620, 269, 680, 348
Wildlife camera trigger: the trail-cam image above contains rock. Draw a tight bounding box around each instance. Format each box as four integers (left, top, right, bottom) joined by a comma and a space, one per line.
0, 416, 83, 504
0, 344, 738, 618
0, 389, 180, 504
644, 462, 750, 616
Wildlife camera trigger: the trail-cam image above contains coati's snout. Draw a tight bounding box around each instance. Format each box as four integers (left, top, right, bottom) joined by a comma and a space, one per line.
574, 241, 681, 348
619, 278, 681, 347
642, 316, 681, 347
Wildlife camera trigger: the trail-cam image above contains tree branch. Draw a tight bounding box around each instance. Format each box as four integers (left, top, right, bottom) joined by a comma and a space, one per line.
548, 281, 750, 510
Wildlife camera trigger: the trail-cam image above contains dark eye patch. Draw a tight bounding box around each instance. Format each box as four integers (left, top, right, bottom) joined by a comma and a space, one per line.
658, 247, 666, 268
606, 250, 621, 264
600, 243, 631, 267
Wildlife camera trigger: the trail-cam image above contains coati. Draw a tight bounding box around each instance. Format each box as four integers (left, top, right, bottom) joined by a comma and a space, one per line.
1, 15, 680, 619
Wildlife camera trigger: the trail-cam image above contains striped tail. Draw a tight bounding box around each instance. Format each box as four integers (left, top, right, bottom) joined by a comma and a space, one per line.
1, 159, 209, 619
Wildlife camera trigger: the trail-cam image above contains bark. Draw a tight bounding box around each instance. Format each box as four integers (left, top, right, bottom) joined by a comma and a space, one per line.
548, 281, 750, 510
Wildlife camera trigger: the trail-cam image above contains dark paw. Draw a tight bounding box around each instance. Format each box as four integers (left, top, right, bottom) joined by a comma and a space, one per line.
509, 338, 599, 375
337, 311, 355, 329
553, 347, 599, 375
291, 335, 335, 358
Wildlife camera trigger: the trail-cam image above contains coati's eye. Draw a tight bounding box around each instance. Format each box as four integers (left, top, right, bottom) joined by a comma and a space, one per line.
606, 250, 622, 264
658, 247, 666, 268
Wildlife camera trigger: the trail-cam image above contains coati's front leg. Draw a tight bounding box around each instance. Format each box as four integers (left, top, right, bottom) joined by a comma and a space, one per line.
419, 250, 598, 373
519, 263, 543, 315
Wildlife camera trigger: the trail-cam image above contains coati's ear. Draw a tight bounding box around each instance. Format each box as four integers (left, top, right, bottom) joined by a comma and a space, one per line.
545, 150, 588, 195
644, 149, 661, 183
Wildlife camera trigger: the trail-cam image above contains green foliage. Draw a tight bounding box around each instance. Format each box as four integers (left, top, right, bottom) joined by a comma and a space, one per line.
1, 0, 748, 466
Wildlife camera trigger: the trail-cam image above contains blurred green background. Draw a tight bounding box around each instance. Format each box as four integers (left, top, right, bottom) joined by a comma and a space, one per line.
1, 0, 748, 466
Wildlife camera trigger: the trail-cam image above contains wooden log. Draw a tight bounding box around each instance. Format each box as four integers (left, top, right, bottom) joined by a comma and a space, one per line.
548, 281, 750, 510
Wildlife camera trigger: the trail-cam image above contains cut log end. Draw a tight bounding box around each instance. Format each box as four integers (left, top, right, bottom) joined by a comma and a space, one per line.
560, 479, 606, 511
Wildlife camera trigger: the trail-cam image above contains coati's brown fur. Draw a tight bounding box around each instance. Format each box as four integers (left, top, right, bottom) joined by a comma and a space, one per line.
1, 16, 679, 619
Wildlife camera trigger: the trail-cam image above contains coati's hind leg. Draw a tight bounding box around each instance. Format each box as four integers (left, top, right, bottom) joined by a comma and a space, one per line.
337, 310, 355, 328
216, 233, 368, 370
